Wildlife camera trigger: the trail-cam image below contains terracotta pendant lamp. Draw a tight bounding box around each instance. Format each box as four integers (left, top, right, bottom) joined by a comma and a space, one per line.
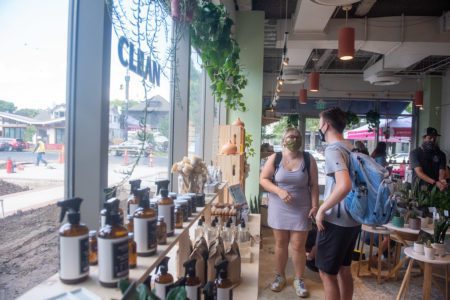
299, 88, 307, 104
415, 90, 424, 107
338, 5, 354, 61
309, 72, 320, 92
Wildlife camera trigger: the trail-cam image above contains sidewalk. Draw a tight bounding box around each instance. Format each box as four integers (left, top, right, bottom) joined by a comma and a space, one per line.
0, 162, 168, 217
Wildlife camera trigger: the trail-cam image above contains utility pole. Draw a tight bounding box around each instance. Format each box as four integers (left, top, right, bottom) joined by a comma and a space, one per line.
124, 71, 130, 141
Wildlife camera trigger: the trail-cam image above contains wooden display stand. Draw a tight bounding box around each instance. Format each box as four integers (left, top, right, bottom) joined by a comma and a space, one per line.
217, 125, 246, 204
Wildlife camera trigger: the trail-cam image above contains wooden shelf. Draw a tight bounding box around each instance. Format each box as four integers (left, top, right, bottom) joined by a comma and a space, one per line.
19, 185, 226, 300
261, 116, 280, 126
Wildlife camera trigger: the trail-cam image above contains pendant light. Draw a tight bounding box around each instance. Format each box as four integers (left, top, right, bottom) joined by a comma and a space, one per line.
338, 5, 355, 61
299, 87, 307, 104
414, 77, 424, 108
309, 72, 320, 92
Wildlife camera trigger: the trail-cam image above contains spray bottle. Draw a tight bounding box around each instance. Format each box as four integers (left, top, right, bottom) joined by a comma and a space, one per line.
215, 259, 233, 300
158, 189, 175, 237
133, 187, 157, 256
154, 256, 174, 299
155, 179, 170, 196
127, 179, 142, 215
195, 217, 205, 240
100, 187, 124, 227
57, 197, 89, 284
98, 198, 129, 287
238, 219, 251, 258
183, 258, 201, 300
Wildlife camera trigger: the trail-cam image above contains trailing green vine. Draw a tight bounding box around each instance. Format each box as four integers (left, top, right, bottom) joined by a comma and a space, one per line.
366, 110, 380, 132
346, 111, 360, 127
189, 0, 248, 111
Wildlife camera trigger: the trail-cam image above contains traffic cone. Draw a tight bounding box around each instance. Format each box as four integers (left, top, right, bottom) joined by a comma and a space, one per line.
59, 145, 64, 164
6, 159, 13, 173
123, 149, 129, 166
149, 150, 153, 167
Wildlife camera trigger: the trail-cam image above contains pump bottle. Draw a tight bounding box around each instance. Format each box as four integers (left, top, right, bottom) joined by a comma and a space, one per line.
98, 198, 129, 287
215, 259, 233, 300
57, 197, 89, 284
238, 219, 251, 258
207, 219, 218, 244
194, 218, 205, 240
133, 187, 157, 256
158, 189, 175, 237
222, 219, 233, 251
154, 256, 174, 300
184, 258, 201, 300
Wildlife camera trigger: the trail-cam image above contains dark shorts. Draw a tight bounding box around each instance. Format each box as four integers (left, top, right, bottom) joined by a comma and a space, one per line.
315, 221, 361, 275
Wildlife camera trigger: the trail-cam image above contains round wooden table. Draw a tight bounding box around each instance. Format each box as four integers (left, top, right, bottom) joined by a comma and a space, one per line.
396, 247, 450, 300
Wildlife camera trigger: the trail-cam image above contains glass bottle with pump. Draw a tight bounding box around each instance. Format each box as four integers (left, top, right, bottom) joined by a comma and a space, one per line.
215, 259, 233, 300
157, 216, 167, 245
57, 197, 89, 284
88, 230, 98, 266
158, 189, 175, 237
222, 219, 233, 251
133, 187, 157, 256
238, 219, 251, 258
195, 218, 205, 240
154, 256, 174, 300
98, 198, 129, 287
184, 258, 201, 300
127, 179, 142, 214
207, 220, 218, 244
175, 205, 184, 229
128, 232, 137, 269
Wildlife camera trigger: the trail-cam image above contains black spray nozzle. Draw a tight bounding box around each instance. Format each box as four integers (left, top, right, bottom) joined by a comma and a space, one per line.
160, 188, 169, 198
197, 218, 203, 226
215, 259, 229, 280
225, 219, 232, 228
211, 220, 217, 227
213, 216, 219, 223
183, 258, 197, 277
57, 197, 83, 224
129, 179, 142, 194
104, 187, 117, 200
103, 198, 121, 225
155, 180, 170, 195
137, 187, 150, 208
240, 219, 246, 228
156, 256, 170, 275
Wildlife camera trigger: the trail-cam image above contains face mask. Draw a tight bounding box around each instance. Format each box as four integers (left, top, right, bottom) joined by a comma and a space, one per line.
285, 139, 302, 152
422, 141, 435, 152
318, 124, 327, 142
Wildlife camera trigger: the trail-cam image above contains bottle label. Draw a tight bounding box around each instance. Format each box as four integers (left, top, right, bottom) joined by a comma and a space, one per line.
134, 216, 157, 253
129, 204, 138, 215
101, 215, 106, 228
98, 236, 129, 283
155, 282, 171, 300
186, 284, 201, 300
158, 204, 175, 234
217, 287, 233, 300
59, 234, 89, 280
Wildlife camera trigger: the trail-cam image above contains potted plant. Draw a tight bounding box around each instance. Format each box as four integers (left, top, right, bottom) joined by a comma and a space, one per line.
408, 210, 421, 230
424, 240, 435, 260
392, 210, 405, 228
413, 239, 424, 254
346, 111, 360, 128
432, 217, 449, 257
365, 110, 380, 133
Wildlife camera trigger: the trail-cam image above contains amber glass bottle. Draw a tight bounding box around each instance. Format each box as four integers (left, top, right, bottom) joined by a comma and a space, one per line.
88, 230, 98, 266
175, 205, 184, 229
157, 216, 167, 245
134, 188, 157, 256
154, 257, 174, 300
126, 214, 134, 233
128, 232, 137, 269
158, 189, 174, 236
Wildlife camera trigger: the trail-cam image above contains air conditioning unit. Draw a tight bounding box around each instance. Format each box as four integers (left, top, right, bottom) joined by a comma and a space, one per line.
282, 69, 306, 85
365, 71, 401, 86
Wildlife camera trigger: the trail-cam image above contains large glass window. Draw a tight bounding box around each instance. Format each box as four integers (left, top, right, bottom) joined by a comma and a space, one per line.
107, 2, 173, 192
188, 48, 204, 157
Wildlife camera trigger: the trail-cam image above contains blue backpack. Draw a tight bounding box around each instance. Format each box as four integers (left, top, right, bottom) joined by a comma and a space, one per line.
340, 149, 396, 225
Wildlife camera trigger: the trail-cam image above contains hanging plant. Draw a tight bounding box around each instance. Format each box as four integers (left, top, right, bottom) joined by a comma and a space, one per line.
190, 0, 248, 111
346, 111, 360, 127
366, 110, 380, 132
287, 115, 299, 128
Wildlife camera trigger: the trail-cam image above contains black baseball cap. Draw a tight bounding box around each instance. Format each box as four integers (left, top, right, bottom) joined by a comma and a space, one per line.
423, 127, 441, 137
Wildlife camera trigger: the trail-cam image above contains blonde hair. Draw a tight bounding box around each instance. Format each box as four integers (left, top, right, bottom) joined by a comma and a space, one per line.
282, 127, 303, 147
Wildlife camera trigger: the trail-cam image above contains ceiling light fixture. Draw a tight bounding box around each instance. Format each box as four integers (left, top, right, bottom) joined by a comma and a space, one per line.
299, 87, 307, 105
338, 5, 355, 61
415, 78, 424, 108
309, 72, 320, 92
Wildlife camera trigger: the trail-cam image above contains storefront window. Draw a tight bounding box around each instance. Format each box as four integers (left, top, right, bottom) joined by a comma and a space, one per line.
188, 48, 205, 157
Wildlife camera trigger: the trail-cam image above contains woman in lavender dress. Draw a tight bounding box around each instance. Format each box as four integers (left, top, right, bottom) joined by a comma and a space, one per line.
260, 127, 319, 298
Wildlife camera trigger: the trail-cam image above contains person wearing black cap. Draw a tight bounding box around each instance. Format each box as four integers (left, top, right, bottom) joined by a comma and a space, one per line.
409, 127, 448, 191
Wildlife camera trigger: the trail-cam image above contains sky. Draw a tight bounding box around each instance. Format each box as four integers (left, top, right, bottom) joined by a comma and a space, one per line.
0, 0, 171, 110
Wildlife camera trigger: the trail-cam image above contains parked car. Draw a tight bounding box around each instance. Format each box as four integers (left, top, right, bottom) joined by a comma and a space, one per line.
0, 138, 28, 151
388, 153, 410, 164
109, 140, 153, 157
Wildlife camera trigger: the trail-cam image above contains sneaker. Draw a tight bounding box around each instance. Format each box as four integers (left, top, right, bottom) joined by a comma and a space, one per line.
293, 278, 309, 298
306, 258, 319, 273
270, 274, 286, 292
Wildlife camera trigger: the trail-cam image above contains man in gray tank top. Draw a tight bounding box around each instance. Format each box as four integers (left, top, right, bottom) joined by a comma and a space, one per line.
315, 107, 361, 300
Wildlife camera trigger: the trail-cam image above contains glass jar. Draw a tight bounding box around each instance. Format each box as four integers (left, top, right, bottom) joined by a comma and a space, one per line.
157, 216, 167, 245
175, 205, 184, 229
88, 230, 98, 265
128, 232, 137, 269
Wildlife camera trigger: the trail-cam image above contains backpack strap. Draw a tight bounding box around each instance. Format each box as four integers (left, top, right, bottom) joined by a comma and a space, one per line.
272, 152, 283, 183
303, 151, 311, 187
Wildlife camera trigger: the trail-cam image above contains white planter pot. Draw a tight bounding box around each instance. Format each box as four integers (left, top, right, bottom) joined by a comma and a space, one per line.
424, 247, 435, 260
431, 243, 446, 257
413, 242, 424, 254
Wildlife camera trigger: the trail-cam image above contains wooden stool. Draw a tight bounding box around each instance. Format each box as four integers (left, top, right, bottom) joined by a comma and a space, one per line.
357, 224, 392, 284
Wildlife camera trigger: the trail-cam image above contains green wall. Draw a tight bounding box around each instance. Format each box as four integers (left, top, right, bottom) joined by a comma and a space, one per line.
419, 76, 442, 140
230, 11, 264, 201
